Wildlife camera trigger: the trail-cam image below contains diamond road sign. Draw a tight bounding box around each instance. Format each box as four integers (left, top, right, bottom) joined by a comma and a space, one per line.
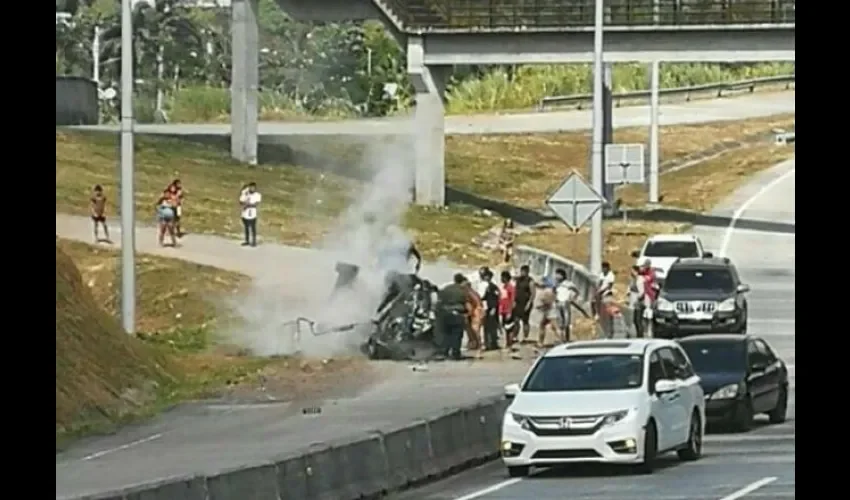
546, 171, 606, 231
605, 143, 645, 184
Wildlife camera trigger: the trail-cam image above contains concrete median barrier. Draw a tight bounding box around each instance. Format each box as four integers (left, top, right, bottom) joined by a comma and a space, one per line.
66, 398, 511, 500
382, 420, 435, 489
206, 463, 279, 500
428, 409, 470, 471
275, 455, 309, 500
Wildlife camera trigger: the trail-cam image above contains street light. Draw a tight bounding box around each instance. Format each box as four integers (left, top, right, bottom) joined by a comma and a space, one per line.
589, 0, 605, 275
120, 0, 136, 334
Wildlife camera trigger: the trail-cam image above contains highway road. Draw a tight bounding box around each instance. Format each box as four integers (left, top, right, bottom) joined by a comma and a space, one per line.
71, 91, 794, 136
392, 160, 796, 500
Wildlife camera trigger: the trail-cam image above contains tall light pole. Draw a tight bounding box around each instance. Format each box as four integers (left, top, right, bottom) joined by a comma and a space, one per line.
120, 0, 136, 334
589, 0, 605, 275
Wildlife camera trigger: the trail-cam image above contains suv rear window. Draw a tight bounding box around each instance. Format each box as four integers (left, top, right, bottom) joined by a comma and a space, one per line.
664, 267, 735, 293
643, 241, 700, 258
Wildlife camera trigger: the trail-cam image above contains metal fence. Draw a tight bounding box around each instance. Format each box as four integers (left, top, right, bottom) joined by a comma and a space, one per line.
384, 0, 795, 31
56, 76, 99, 126
538, 73, 794, 111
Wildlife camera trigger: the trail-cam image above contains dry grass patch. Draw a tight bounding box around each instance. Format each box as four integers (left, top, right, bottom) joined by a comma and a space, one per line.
446, 114, 795, 208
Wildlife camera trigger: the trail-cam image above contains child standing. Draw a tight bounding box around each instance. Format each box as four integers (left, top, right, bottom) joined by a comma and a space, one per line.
90, 185, 111, 243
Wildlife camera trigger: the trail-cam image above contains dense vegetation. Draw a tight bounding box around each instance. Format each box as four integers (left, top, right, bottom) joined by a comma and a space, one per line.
56, 0, 793, 122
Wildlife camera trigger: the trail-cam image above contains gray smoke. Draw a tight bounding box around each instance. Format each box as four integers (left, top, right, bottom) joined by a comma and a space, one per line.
223, 136, 429, 358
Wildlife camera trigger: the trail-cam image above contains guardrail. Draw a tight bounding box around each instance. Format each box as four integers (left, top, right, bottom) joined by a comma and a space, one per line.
513, 245, 633, 338
538, 74, 795, 111
774, 128, 795, 145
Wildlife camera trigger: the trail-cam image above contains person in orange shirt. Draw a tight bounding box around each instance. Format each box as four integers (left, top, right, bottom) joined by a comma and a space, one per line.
463, 278, 484, 353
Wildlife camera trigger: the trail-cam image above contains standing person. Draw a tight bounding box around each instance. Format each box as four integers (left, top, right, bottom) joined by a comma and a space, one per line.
513, 265, 536, 343
167, 179, 185, 237
438, 273, 469, 361
628, 265, 648, 338
89, 184, 110, 243
239, 182, 261, 247
535, 278, 559, 349
498, 218, 516, 264
554, 268, 582, 344
595, 261, 617, 337
480, 269, 501, 351
463, 278, 484, 353
498, 270, 517, 351
155, 189, 177, 247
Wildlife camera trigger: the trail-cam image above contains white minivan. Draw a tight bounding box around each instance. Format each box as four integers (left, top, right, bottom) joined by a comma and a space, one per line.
501, 339, 705, 476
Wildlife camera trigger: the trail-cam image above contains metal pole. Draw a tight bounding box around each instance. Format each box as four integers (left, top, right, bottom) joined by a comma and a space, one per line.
589, 0, 605, 275
648, 60, 660, 205
92, 26, 101, 84
120, 0, 136, 334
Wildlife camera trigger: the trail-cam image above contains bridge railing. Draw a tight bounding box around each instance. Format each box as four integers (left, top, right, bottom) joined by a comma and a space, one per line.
538, 73, 795, 111
395, 0, 795, 31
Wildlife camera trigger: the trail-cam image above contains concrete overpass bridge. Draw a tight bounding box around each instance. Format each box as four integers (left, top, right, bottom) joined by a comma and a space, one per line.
222, 1, 795, 204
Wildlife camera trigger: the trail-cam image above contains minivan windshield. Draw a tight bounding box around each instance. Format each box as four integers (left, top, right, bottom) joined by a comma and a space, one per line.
664, 268, 735, 293
680, 341, 746, 373
522, 354, 644, 392
643, 241, 700, 258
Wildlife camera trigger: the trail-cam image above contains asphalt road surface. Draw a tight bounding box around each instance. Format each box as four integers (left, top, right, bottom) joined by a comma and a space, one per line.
72, 91, 794, 136
391, 160, 796, 500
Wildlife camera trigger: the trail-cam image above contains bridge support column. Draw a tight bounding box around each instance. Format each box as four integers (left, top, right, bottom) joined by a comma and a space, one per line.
601, 63, 615, 215
231, 0, 259, 165
407, 36, 447, 206
648, 60, 660, 204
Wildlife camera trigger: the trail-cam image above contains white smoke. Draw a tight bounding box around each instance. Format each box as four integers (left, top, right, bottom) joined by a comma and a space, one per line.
222, 136, 428, 358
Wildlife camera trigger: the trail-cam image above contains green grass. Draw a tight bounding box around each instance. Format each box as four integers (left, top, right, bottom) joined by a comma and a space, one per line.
118, 63, 794, 124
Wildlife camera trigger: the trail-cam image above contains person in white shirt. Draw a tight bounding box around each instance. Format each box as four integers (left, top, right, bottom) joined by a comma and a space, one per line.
595, 261, 617, 338
554, 268, 583, 343
239, 182, 262, 247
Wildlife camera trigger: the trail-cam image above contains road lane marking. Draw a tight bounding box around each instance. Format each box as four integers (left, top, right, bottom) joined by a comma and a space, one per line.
81, 433, 163, 461
719, 167, 795, 256
452, 478, 524, 500
718, 476, 777, 500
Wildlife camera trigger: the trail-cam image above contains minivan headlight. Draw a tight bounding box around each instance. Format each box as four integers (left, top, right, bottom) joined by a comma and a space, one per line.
656, 298, 674, 312
717, 298, 736, 312
602, 410, 629, 427
510, 412, 531, 429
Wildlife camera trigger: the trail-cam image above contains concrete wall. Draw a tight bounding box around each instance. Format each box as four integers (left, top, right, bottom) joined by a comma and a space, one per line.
56, 76, 98, 126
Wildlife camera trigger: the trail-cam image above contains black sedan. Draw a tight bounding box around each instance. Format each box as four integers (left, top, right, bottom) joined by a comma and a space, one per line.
678, 334, 789, 431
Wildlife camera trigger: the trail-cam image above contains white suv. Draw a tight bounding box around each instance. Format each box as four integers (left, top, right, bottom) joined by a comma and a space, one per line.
501, 339, 705, 476
631, 234, 712, 282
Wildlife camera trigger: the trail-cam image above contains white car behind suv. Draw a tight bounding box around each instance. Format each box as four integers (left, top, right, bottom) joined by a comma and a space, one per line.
501, 339, 705, 476
631, 234, 712, 282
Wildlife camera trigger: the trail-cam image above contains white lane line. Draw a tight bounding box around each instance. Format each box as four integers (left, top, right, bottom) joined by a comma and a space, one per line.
719, 167, 795, 257
718, 477, 777, 500
80, 433, 163, 461
452, 478, 524, 500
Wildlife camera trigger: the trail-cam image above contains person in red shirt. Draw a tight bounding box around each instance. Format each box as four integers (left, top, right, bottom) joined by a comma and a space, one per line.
640, 259, 659, 304
499, 270, 517, 350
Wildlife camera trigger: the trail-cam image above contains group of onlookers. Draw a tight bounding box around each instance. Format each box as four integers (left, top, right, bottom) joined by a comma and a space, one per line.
89, 180, 263, 248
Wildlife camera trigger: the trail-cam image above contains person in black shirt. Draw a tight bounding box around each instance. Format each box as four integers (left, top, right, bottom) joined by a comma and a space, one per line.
512, 265, 536, 343
438, 273, 469, 360
480, 268, 501, 351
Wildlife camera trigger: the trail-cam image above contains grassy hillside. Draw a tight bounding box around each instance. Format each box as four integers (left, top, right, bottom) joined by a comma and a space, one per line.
55, 242, 178, 445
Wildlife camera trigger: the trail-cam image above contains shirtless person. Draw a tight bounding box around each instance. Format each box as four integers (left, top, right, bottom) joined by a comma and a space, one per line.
535, 278, 560, 349
90, 185, 110, 243
167, 179, 185, 237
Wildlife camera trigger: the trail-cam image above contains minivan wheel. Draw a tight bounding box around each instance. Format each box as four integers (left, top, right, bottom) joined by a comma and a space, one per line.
635, 422, 658, 474
677, 412, 703, 461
